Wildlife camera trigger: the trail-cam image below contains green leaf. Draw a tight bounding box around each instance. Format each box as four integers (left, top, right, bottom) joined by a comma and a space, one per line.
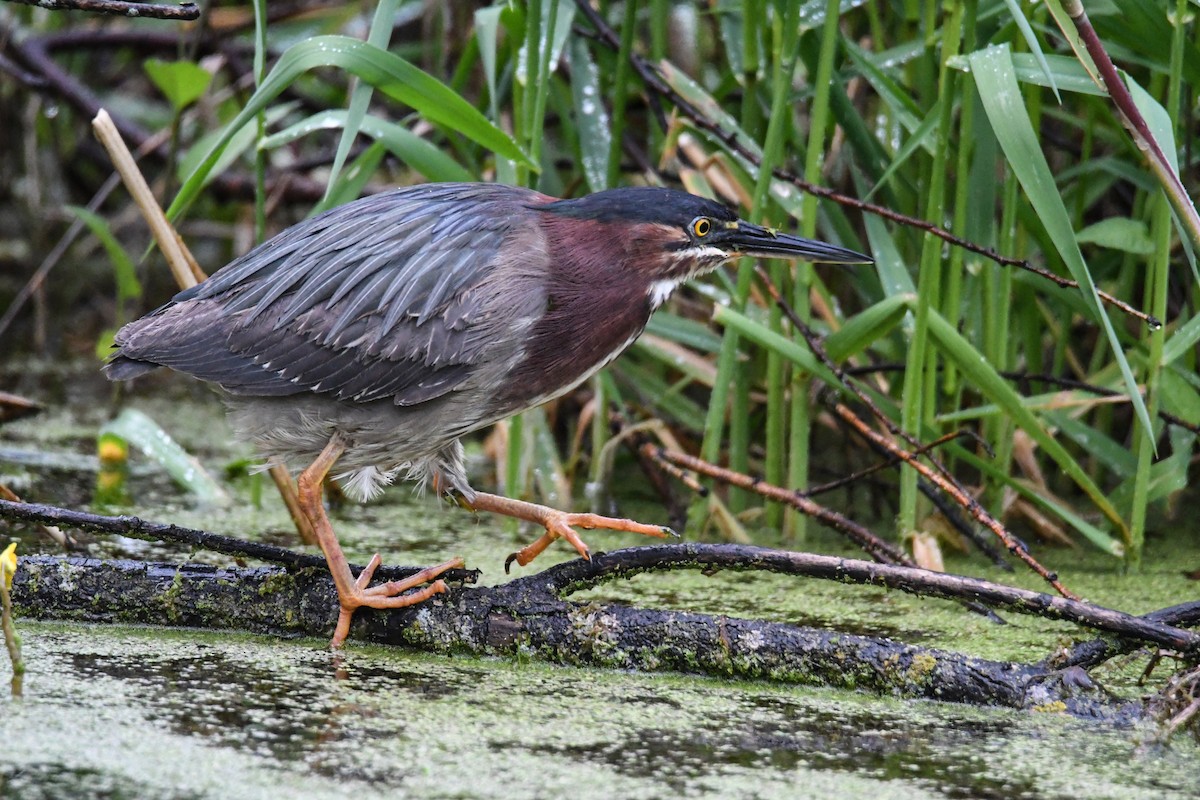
1163, 312, 1200, 365
475, 5, 504, 121
614, 357, 709, 425
66, 206, 140, 304
169, 36, 532, 220
324, 0, 401, 204
968, 43, 1153, 456
843, 39, 924, 128
824, 294, 911, 362
713, 305, 832, 383
1075, 218, 1155, 255
144, 58, 212, 112
923, 304, 1129, 541
1123, 72, 1200, 282
948, 52, 1104, 96
865, 99, 941, 200
321, 140, 387, 209
259, 110, 471, 183
1125, 74, 1180, 175
568, 36, 611, 192
1109, 439, 1192, 511
645, 312, 724, 353
1042, 0, 1101, 86
101, 409, 230, 507
516, 0, 574, 88
1161, 367, 1200, 426
1047, 410, 1137, 479
998, 0, 1061, 101
177, 102, 296, 186
862, 203, 915, 300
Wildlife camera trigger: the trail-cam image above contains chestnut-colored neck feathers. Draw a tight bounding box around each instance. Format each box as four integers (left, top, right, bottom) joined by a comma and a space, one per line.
495, 214, 684, 410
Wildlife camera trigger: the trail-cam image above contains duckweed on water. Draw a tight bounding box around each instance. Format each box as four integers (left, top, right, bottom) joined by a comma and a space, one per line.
1, 623, 1197, 799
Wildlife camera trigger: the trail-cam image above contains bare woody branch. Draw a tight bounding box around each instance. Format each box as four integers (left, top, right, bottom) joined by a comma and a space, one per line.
1, 0, 199, 20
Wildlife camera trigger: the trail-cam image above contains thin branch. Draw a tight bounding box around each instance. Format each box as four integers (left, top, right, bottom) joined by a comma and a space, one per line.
832, 403, 1078, 599
541, 545, 1200, 653
0, 499, 479, 585
0, 0, 199, 20
643, 446, 916, 567
1050, 600, 1200, 671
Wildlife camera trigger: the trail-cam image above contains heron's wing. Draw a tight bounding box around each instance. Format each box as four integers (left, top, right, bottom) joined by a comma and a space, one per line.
110, 184, 548, 406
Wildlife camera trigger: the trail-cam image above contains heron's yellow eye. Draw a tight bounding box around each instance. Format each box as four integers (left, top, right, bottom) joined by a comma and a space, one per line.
691, 217, 712, 238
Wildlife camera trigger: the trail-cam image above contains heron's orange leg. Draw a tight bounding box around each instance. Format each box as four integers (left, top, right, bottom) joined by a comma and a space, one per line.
463, 491, 674, 573
298, 438, 464, 648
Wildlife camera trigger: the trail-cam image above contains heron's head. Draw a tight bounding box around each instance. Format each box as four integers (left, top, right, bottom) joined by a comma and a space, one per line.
539, 186, 872, 288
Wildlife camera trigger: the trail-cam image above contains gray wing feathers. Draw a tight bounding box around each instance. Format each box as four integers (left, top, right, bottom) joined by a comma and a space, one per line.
109, 183, 544, 406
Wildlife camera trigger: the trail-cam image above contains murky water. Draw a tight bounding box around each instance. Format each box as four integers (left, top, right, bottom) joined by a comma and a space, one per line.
2, 622, 1197, 800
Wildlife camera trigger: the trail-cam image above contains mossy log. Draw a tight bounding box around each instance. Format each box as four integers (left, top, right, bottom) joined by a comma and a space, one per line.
12, 550, 1140, 720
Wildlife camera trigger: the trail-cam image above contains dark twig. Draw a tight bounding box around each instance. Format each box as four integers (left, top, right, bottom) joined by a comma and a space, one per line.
644, 446, 912, 566
1049, 600, 1200, 671
541, 545, 1200, 653
806, 429, 972, 497
571, 0, 1160, 329
832, 403, 1077, 600
0, 499, 479, 585
4, 28, 152, 147
1, 0, 199, 20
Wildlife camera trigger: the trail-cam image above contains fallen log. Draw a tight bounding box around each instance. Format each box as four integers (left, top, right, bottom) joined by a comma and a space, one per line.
10, 551, 1137, 720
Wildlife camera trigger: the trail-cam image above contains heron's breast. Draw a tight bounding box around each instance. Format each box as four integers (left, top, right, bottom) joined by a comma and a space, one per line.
490, 234, 653, 414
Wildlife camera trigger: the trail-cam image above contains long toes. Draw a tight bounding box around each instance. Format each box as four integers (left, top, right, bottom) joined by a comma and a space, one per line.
353, 580, 448, 610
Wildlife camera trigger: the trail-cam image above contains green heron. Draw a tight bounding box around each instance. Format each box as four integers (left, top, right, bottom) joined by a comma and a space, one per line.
106, 182, 869, 647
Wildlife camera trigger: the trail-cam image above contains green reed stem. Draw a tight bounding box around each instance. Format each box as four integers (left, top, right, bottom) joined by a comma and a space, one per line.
898, 1, 962, 536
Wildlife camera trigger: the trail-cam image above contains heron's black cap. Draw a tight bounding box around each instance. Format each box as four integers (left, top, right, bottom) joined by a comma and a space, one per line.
538, 187, 737, 226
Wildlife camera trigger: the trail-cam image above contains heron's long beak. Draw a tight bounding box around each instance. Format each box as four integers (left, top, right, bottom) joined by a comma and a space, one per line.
722, 221, 872, 264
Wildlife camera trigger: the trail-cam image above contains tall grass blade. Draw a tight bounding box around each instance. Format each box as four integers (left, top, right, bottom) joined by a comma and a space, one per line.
967, 43, 1153, 449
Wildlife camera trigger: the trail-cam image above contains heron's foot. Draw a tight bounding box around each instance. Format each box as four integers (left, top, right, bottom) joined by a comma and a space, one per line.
330, 555, 465, 649
501, 508, 675, 573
